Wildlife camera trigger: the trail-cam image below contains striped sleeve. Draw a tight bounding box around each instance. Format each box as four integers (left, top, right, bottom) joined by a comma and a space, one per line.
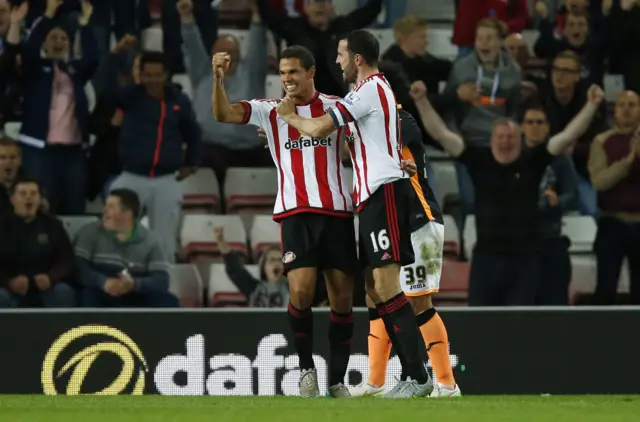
328, 89, 374, 128
238, 99, 276, 127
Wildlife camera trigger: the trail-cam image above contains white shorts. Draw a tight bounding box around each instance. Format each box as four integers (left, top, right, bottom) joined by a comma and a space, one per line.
400, 222, 444, 296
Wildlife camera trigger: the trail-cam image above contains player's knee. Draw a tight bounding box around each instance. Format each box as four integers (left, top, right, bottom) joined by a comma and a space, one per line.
287, 269, 317, 309
408, 294, 433, 315
372, 265, 402, 301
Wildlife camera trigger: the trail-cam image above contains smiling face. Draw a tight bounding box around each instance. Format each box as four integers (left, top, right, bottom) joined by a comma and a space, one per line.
491, 121, 522, 164
44, 27, 70, 60
279, 57, 315, 100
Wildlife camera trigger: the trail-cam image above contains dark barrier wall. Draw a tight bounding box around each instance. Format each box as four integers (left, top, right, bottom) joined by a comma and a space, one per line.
1, 308, 639, 395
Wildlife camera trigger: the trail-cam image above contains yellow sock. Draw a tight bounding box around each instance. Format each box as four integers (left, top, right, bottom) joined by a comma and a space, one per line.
368, 318, 392, 387
419, 312, 456, 387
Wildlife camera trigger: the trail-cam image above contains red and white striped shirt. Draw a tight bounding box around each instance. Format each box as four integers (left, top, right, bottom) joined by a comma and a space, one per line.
328, 73, 407, 208
239, 92, 353, 221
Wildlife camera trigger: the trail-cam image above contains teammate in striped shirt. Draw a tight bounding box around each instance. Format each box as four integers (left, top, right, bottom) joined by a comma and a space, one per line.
211, 45, 357, 398
350, 63, 461, 398
276, 30, 433, 398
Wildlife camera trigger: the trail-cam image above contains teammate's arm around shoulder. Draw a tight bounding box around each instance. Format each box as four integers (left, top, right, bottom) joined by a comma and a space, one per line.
410, 81, 465, 157
211, 52, 248, 124
277, 97, 336, 138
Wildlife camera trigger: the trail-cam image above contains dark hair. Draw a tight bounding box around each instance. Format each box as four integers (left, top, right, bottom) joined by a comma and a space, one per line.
11, 177, 41, 195
280, 45, 316, 70
377, 61, 411, 108
344, 29, 380, 66
0, 136, 18, 148
109, 189, 141, 219
139, 51, 166, 71
564, 9, 590, 28
522, 105, 548, 121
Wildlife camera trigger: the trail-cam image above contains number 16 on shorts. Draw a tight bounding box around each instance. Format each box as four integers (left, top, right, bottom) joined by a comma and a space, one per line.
370, 229, 390, 253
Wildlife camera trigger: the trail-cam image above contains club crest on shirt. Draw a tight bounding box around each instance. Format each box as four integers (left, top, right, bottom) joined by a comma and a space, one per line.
344, 92, 360, 106
282, 251, 296, 264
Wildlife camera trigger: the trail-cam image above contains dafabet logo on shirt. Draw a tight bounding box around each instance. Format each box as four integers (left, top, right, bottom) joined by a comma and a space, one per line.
284, 136, 332, 150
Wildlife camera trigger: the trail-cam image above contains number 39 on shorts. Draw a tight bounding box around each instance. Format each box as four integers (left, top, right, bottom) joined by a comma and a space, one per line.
369, 229, 390, 252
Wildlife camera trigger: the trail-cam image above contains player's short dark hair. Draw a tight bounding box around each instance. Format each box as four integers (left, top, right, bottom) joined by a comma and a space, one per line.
109, 188, 141, 219
343, 29, 380, 67
140, 51, 166, 71
281, 45, 316, 70
378, 61, 411, 108
11, 177, 42, 195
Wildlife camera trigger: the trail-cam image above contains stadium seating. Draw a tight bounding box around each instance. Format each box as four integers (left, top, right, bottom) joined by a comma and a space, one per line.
249, 215, 280, 260
208, 263, 260, 306
180, 214, 248, 261
170, 264, 204, 307
180, 168, 221, 213
60, 215, 99, 242
430, 161, 459, 211
224, 167, 278, 213
462, 214, 477, 261
266, 74, 283, 99
562, 215, 597, 254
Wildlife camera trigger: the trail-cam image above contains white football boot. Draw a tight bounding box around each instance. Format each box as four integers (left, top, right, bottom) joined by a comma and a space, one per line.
350, 381, 386, 397
299, 368, 320, 398
430, 382, 462, 398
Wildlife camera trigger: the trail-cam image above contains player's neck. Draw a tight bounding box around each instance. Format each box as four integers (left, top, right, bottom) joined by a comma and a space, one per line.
293, 89, 318, 105
356, 65, 379, 85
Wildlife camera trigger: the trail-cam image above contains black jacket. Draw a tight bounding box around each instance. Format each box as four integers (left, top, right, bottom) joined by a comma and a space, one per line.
533, 80, 608, 180
0, 213, 75, 287
258, 0, 383, 97
382, 45, 454, 147
117, 84, 202, 177
608, 4, 640, 94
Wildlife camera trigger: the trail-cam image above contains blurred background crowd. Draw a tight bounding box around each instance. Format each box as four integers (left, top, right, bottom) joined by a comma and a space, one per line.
0, 0, 638, 309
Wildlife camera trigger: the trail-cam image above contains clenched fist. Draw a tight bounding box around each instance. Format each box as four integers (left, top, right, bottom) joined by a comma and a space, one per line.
587, 85, 604, 106
212, 52, 231, 79
409, 81, 427, 101
276, 97, 296, 121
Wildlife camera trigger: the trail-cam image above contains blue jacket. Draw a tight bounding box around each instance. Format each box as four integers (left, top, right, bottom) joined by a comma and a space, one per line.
19, 17, 99, 148
117, 84, 202, 177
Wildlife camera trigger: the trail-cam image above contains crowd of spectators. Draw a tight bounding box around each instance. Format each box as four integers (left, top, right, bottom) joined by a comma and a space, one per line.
0, 0, 638, 308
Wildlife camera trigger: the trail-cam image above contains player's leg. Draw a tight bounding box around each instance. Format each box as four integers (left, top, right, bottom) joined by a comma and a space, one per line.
359, 180, 432, 397
351, 279, 391, 397
320, 216, 358, 397
401, 222, 460, 396
281, 215, 320, 397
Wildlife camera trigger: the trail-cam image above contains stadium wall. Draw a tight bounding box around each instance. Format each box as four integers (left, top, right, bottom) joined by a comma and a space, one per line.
2, 308, 638, 395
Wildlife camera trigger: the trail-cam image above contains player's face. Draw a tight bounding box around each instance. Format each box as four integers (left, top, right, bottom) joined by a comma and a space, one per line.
279, 58, 314, 99
336, 40, 357, 84
522, 110, 550, 145
491, 122, 522, 164
474, 27, 501, 65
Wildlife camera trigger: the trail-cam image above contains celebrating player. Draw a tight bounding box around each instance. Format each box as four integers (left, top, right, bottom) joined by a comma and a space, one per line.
211, 46, 357, 398
350, 63, 461, 398
276, 30, 433, 398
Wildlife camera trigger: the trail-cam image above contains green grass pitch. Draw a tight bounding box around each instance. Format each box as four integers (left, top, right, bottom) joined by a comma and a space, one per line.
0, 395, 638, 422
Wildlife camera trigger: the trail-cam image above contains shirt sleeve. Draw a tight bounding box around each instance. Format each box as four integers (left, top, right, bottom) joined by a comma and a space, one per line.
328, 88, 375, 128
237, 99, 276, 127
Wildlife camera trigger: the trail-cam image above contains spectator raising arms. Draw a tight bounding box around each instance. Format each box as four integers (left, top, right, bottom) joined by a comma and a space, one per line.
0, 178, 76, 308
18, 0, 99, 216
214, 227, 289, 307
257, 0, 383, 97
179, 0, 271, 184
411, 82, 604, 306
74, 188, 178, 308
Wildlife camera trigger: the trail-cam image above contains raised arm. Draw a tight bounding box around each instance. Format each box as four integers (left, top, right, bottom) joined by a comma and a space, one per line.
410, 82, 465, 157
547, 85, 605, 156
211, 53, 249, 124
